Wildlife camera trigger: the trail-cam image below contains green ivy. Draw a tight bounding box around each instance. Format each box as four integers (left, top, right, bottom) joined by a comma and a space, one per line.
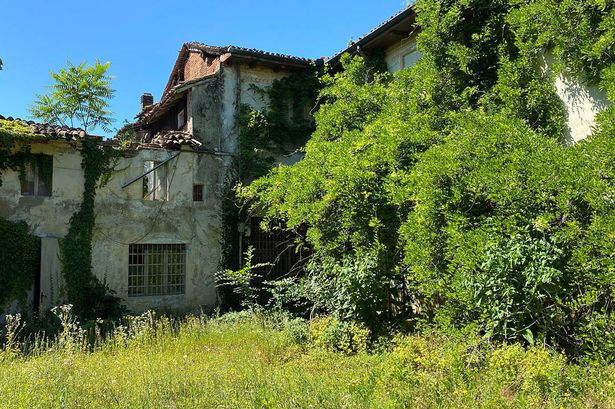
0, 219, 39, 311
0, 120, 49, 312
60, 138, 123, 320
241, 0, 615, 358
238, 67, 321, 181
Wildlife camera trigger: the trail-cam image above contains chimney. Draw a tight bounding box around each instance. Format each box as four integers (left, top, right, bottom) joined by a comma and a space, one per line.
141, 93, 154, 110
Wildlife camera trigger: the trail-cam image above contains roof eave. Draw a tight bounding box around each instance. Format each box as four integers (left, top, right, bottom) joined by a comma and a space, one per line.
328, 6, 417, 66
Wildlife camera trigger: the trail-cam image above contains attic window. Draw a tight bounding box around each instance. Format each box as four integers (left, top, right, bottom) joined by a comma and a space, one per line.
21, 154, 53, 197
143, 161, 169, 201
177, 109, 186, 130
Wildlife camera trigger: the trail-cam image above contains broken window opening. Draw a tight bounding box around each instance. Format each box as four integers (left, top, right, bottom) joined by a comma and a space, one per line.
20, 154, 53, 197
177, 109, 186, 130
142, 160, 169, 201
128, 244, 186, 297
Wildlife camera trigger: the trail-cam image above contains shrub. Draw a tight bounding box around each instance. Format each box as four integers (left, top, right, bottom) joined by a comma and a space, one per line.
309, 316, 371, 354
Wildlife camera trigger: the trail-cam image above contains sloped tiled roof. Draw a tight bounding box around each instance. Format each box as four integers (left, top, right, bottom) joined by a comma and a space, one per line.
0, 114, 92, 141
186, 42, 314, 64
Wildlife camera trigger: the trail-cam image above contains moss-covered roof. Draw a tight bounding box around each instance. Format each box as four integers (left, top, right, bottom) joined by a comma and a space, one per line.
0, 115, 94, 141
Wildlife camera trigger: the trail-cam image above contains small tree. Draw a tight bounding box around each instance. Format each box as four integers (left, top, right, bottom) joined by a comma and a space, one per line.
30, 61, 114, 133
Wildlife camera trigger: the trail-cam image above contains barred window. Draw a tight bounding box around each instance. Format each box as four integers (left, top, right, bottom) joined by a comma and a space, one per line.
193, 184, 203, 202
128, 244, 186, 297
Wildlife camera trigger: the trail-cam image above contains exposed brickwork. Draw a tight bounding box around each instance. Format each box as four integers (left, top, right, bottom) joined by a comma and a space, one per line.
183, 52, 220, 82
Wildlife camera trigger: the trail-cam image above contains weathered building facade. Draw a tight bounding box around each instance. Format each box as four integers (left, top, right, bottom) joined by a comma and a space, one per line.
0, 119, 216, 313
1, 6, 611, 316
0, 45, 315, 315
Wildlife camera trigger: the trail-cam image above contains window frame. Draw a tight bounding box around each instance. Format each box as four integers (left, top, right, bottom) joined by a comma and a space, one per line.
142, 160, 169, 201
401, 48, 421, 70
128, 243, 186, 297
193, 184, 204, 202
20, 154, 53, 197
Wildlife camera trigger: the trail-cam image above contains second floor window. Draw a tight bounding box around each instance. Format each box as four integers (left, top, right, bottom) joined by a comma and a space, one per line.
21, 154, 53, 197
143, 161, 168, 201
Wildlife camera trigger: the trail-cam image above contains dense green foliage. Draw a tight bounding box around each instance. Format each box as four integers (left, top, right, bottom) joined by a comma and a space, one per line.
238, 67, 321, 181
4, 310, 615, 408
29, 61, 115, 133
0, 219, 39, 309
242, 0, 615, 359
0, 119, 48, 187
0, 120, 51, 310
60, 138, 123, 320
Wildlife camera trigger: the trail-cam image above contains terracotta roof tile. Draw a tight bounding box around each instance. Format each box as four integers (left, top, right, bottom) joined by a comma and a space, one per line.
0, 114, 92, 141
141, 130, 202, 150
186, 42, 314, 64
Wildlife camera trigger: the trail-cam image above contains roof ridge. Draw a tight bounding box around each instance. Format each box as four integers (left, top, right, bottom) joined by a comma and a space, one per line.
186, 41, 313, 63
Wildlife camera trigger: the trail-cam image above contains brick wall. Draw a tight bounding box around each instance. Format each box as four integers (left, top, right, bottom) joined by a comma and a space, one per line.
184, 52, 220, 82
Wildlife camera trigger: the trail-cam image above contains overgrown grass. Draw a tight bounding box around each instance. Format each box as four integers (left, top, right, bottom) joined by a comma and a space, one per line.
1, 309, 615, 408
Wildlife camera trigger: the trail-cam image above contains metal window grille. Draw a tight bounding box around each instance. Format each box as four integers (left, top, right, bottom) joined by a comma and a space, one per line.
248, 217, 310, 281
128, 244, 186, 297
193, 184, 204, 202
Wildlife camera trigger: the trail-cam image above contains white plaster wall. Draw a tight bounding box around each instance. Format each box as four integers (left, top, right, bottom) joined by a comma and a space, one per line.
0, 141, 84, 312
92, 148, 222, 314
219, 63, 295, 156
0, 141, 84, 235
0, 142, 224, 315
542, 54, 610, 143
554, 73, 610, 144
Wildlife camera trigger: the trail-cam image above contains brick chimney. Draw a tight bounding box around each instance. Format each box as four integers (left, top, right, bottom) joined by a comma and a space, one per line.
141, 93, 154, 110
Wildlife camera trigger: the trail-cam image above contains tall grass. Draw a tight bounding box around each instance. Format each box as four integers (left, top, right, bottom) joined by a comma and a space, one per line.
1, 307, 615, 408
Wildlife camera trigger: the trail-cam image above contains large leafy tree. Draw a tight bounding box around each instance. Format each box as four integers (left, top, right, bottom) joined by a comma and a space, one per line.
30, 61, 114, 133
243, 0, 615, 358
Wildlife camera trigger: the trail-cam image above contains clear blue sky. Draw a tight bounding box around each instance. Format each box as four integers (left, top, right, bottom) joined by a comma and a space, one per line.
0, 0, 406, 137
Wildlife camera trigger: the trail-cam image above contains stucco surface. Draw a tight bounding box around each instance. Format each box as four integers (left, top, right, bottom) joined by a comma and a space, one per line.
0, 142, 223, 314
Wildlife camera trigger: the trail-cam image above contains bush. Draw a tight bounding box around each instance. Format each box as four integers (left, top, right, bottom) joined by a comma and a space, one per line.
309, 316, 370, 354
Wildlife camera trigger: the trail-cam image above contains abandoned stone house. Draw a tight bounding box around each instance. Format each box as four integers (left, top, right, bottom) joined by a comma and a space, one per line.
0, 44, 315, 315
0, 5, 610, 316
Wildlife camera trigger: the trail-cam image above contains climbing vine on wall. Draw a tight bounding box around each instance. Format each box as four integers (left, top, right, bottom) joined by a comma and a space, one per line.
0, 119, 122, 318
219, 66, 323, 294
0, 219, 39, 311
60, 137, 123, 320
0, 119, 49, 311
238, 66, 322, 181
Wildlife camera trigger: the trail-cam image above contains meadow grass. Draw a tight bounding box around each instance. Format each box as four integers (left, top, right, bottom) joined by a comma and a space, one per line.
1, 310, 615, 408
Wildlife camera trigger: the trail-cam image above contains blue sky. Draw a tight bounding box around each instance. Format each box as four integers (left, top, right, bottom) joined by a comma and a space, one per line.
0, 0, 406, 137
